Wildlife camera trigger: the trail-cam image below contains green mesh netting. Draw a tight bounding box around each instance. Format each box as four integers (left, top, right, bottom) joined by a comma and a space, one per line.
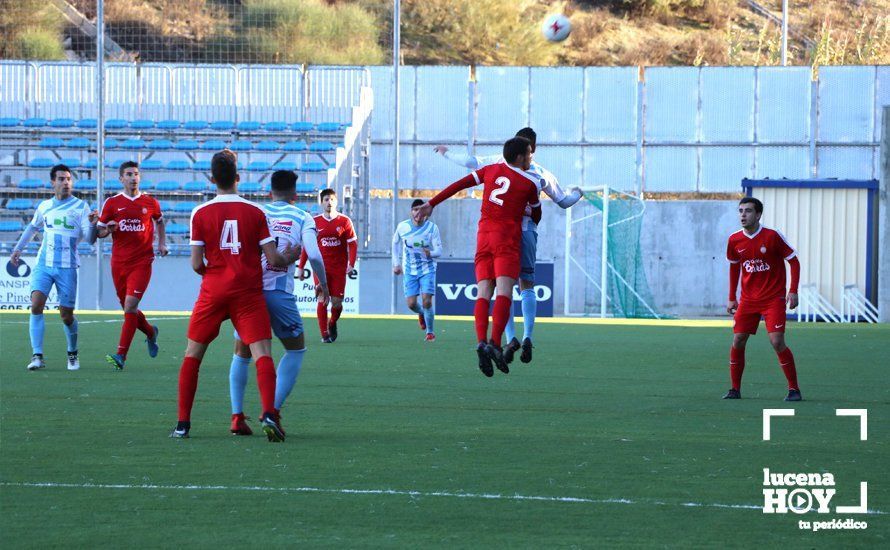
584, 190, 661, 319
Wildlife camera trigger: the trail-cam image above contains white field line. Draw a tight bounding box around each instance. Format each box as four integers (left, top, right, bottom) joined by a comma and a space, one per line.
2, 481, 885, 514
2, 316, 184, 325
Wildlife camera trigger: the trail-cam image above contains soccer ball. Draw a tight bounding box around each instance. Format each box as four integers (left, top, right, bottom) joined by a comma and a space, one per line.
541, 13, 572, 42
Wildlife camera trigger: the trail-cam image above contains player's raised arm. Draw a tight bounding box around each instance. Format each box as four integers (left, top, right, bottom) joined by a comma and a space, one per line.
434, 145, 500, 170
534, 164, 582, 209
415, 170, 486, 222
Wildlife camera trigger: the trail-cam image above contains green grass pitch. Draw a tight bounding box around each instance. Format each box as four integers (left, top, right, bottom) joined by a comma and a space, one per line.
1, 313, 887, 547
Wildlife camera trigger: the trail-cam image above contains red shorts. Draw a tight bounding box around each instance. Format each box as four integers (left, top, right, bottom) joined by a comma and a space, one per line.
111, 260, 153, 305
474, 230, 521, 281
315, 269, 346, 298
733, 298, 788, 334
187, 290, 271, 345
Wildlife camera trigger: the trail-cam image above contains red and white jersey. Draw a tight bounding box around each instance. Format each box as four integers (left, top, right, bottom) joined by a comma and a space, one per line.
727, 226, 796, 306
313, 213, 356, 272
189, 194, 273, 298
98, 192, 163, 264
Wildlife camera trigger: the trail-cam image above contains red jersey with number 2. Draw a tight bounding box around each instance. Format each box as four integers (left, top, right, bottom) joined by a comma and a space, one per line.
726, 226, 796, 306
189, 195, 273, 298
473, 162, 541, 235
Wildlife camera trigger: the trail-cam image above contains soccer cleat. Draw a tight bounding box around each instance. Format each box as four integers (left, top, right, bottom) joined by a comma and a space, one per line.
261, 412, 285, 442
476, 343, 494, 377
722, 388, 741, 399
519, 338, 533, 364
784, 389, 802, 402
503, 338, 521, 364
170, 421, 190, 438
273, 408, 285, 437
67, 351, 80, 371
321, 336, 333, 344
418, 313, 427, 331
146, 325, 160, 358
27, 354, 46, 371
328, 321, 338, 342
425, 332, 436, 342
230, 413, 253, 436
485, 342, 510, 374
105, 353, 125, 371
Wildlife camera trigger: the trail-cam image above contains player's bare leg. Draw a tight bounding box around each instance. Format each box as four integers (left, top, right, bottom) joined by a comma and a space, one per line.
769, 331, 801, 401
328, 296, 343, 342
723, 333, 749, 399
27, 290, 48, 370
406, 294, 426, 331
485, 276, 516, 374
247, 338, 286, 442
474, 279, 495, 377
59, 305, 79, 371
172, 339, 209, 438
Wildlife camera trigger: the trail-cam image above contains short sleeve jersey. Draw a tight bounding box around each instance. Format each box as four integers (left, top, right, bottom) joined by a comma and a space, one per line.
726, 226, 797, 306
472, 162, 541, 234
313, 213, 356, 273
262, 201, 316, 293
30, 196, 93, 268
98, 192, 163, 264
189, 195, 273, 298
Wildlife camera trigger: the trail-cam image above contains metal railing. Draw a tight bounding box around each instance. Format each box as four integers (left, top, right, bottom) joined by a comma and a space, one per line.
841, 284, 879, 323
797, 283, 842, 323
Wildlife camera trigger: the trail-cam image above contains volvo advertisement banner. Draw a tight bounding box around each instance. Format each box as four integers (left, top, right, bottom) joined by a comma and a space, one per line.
435, 261, 553, 316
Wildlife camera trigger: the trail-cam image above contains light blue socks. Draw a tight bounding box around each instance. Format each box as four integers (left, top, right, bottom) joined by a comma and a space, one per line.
274, 349, 305, 410
229, 354, 250, 414
422, 306, 434, 334
29, 313, 44, 354
63, 318, 78, 352
521, 288, 537, 341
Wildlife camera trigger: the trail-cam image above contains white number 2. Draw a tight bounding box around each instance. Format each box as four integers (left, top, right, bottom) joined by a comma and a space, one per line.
220, 220, 242, 255
488, 176, 511, 206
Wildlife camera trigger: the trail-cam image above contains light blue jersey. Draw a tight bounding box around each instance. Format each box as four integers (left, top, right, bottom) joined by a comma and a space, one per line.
392, 219, 442, 276
262, 201, 316, 293
30, 196, 94, 268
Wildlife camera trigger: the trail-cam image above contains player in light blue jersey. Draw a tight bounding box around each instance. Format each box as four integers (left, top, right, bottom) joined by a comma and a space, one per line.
228, 170, 329, 436
435, 127, 583, 363
392, 199, 442, 341
11, 164, 98, 371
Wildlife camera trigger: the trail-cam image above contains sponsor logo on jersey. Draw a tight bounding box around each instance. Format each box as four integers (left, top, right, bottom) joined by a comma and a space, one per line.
142, 207, 148, 214
117, 219, 146, 232
271, 220, 294, 233
320, 236, 341, 247
48, 216, 75, 230
743, 258, 770, 273
760, 246, 767, 254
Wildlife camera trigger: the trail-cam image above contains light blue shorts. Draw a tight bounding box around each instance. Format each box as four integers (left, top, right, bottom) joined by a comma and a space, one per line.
234, 289, 303, 341
30, 265, 77, 308
520, 229, 538, 283
403, 271, 436, 298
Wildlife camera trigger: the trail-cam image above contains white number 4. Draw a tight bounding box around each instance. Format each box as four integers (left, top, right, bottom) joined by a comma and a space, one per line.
220, 220, 242, 254
488, 176, 511, 206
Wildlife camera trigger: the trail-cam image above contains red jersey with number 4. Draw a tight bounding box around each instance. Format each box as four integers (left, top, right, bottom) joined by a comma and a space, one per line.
98, 193, 163, 264
726, 226, 796, 306
189, 195, 273, 297
314, 213, 356, 272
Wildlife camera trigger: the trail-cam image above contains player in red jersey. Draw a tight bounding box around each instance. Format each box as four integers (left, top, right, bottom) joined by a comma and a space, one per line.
298, 188, 357, 343
171, 150, 299, 441
97, 161, 167, 370
415, 137, 541, 377
724, 197, 802, 402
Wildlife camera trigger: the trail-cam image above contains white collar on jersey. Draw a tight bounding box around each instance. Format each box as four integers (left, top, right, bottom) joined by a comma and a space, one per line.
742, 225, 764, 239
211, 194, 251, 203
321, 212, 340, 221
119, 192, 143, 201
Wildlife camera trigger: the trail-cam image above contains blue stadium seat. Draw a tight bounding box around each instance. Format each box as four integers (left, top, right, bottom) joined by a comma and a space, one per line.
0, 117, 20, 127
263, 121, 288, 132
141, 159, 163, 170
296, 183, 316, 194
0, 220, 23, 232
165, 222, 189, 234
105, 158, 125, 169
230, 140, 252, 152
49, 118, 75, 128
154, 181, 180, 192
130, 119, 155, 130
315, 122, 342, 132
28, 158, 54, 168
256, 140, 282, 152
184, 120, 209, 131
166, 160, 191, 171
309, 141, 335, 152
60, 158, 82, 169
141, 181, 156, 190
182, 181, 207, 192
273, 161, 298, 171
174, 139, 200, 151
300, 162, 326, 172
65, 137, 91, 149
239, 182, 262, 193
23, 117, 47, 128
74, 179, 97, 190
104, 138, 120, 149
39, 137, 65, 148
200, 139, 228, 151
236, 121, 261, 132
291, 122, 314, 132
193, 159, 211, 171
172, 202, 197, 213
246, 161, 271, 172
148, 139, 174, 150
157, 119, 181, 130
17, 179, 46, 189
105, 119, 128, 129
210, 120, 234, 131
283, 140, 307, 152
120, 138, 146, 149
83, 158, 99, 169
6, 199, 34, 210
77, 118, 98, 129
157, 200, 174, 210
105, 181, 124, 191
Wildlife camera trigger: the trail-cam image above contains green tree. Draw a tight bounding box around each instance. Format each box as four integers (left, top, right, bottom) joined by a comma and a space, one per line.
0, 0, 66, 60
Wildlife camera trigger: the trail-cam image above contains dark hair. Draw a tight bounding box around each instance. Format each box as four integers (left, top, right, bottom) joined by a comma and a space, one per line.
50, 164, 72, 180
503, 136, 531, 164
319, 188, 337, 203
119, 160, 139, 176
739, 197, 763, 214
411, 199, 425, 209
270, 170, 298, 194
211, 149, 238, 189
515, 127, 536, 152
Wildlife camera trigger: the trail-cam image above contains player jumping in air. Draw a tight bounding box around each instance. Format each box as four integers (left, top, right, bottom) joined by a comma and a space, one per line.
11, 164, 98, 371
392, 199, 442, 342
724, 197, 802, 402
435, 127, 582, 364
97, 161, 168, 370
416, 137, 542, 377
228, 170, 329, 436
298, 189, 357, 343
171, 151, 300, 441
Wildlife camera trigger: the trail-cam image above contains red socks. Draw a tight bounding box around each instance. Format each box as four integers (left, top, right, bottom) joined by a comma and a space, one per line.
330, 305, 343, 324
473, 298, 489, 344
316, 302, 329, 337
255, 355, 277, 414
729, 345, 745, 390
177, 356, 201, 421
490, 295, 512, 347
136, 310, 154, 336
117, 312, 139, 358
777, 347, 799, 390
